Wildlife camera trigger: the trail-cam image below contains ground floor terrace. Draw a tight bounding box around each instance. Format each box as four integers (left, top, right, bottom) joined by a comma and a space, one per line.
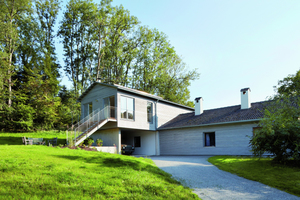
90, 128, 160, 155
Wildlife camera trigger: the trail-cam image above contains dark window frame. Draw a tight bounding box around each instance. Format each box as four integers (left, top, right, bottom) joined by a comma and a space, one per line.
204, 132, 215, 147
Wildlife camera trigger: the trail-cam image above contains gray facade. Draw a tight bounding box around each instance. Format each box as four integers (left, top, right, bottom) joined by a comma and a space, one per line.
78, 82, 264, 156
159, 122, 257, 155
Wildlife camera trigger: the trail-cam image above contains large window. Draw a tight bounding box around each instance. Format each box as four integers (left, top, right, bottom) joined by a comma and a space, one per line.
147, 102, 153, 123
205, 132, 215, 147
121, 96, 134, 120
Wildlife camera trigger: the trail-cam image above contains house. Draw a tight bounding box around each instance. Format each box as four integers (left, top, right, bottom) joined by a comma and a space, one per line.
74, 80, 193, 155
73, 81, 267, 156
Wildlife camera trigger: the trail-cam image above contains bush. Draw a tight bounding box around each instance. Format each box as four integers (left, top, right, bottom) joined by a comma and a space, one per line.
250, 97, 300, 163
83, 137, 94, 147
96, 138, 103, 146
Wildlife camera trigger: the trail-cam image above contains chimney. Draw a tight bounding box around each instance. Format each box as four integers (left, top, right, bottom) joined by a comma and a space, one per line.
195, 97, 203, 115
240, 88, 251, 109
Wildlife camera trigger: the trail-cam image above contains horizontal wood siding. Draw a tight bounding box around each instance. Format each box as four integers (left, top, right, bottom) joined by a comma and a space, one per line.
117, 91, 156, 130
91, 128, 120, 152
157, 101, 192, 128
159, 122, 257, 155
80, 85, 117, 119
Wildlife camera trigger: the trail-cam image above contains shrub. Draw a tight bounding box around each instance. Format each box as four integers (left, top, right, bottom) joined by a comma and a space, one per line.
250, 97, 300, 163
96, 138, 103, 146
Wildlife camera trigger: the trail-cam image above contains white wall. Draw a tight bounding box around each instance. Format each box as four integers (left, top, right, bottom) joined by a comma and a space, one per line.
91, 128, 121, 154
159, 122, 257, 155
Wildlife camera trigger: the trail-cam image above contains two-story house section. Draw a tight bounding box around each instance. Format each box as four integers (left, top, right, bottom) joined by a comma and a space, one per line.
76, 80, 194, 155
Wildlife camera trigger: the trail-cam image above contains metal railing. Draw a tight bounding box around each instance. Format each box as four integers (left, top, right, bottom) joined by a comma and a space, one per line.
67, 106, 116, 146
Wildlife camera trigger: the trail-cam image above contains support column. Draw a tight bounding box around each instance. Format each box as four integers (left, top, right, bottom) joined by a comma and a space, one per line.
155, 131, 160, 155
118, 129, 121, 154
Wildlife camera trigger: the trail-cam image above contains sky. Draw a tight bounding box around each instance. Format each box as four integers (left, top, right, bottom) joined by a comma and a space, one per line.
57, 0, 300, 110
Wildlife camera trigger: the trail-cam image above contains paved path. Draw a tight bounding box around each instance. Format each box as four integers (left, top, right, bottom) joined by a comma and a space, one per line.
150, 156, 299, 200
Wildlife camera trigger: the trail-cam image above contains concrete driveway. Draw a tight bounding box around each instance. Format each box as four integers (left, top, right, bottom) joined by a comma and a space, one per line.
150, 156, 299, 200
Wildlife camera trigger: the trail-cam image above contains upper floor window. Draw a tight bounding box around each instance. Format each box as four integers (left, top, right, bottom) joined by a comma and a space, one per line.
147, 102, 153, 123
121, 96, 134, 120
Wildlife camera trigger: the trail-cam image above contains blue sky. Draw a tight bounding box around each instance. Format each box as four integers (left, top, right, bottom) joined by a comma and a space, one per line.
57, 0, 300, 109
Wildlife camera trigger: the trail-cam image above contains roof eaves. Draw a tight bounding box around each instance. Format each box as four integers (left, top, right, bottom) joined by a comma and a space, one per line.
77, 82, 193, 110
116, 85, 194, 110
77, 82, 118, 102
158, 118, 260, 130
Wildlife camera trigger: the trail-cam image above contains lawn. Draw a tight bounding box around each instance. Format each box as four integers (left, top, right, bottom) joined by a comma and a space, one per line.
0, 131, 67, 145
0, 140, 199, 199
208, 156, 300, 197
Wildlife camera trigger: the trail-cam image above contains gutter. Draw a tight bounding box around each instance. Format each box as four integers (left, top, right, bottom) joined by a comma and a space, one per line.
158, 118, 261, 130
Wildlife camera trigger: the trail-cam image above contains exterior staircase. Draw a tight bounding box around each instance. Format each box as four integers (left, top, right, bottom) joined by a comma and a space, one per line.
67, 106, 116, 146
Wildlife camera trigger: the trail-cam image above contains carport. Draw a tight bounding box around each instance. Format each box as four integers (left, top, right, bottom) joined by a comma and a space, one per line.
121, 129, 159, 155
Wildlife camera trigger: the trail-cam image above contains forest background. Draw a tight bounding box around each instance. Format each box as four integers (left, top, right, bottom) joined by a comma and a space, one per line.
0, 0, 199, 131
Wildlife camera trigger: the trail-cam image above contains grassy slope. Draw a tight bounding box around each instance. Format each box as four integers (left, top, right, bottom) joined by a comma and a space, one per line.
0, 131, 67, 145
0, 145, 199, 200
208, 156, 300, 197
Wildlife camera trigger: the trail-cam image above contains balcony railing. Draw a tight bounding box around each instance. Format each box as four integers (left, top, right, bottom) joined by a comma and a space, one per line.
67, 106, 116, 146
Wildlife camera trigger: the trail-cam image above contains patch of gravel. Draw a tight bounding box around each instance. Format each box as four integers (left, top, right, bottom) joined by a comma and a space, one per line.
150, 156, 300, 200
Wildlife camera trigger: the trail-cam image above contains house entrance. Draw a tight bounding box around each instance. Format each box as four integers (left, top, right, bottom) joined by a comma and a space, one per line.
103, 96, 116, 119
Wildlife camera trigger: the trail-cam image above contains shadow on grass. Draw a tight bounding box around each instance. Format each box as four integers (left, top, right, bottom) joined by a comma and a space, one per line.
54, 154, 179, 185
0, 136, 66, 146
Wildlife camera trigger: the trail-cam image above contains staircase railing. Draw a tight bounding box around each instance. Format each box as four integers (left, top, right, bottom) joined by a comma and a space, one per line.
67, 106, 116, 146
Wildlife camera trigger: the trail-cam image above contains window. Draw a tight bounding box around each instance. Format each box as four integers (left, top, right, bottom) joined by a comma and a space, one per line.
103, 96, 116, 118
147, 102, 153, 123
121, 96, 134, 120
205, 132, 215, 147
134, 136, 141, 147
88, 103, 93, 115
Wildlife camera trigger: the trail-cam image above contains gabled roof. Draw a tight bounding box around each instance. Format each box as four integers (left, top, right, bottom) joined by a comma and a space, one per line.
77, 82, 194, 110
159, 100, 271, 130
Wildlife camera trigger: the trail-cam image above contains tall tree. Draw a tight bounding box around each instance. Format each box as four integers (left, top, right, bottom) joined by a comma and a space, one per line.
12, 0, 61, 130
131, 27, 199, 106
58, 0, 98, 97
0, 0, 31, 107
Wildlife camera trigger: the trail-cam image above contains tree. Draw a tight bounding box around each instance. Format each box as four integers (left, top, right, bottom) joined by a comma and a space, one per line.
276, 70, 300, 97
58, 0, 199, 107
0, 0, 31, 122
130, 27, 199, 106
250, 70, 300, 164
58, 0, 98, 97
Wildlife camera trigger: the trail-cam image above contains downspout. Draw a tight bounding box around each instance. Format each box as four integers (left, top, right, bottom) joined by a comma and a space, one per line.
155, 99, 159, 130
155, 99, 160, 155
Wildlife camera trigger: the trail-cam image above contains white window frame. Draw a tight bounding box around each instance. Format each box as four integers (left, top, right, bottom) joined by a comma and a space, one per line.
120, 96, 135, 120
147, 102, 153, 123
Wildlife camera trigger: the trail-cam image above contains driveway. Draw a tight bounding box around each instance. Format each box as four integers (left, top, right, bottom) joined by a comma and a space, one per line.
150, 156, 299, 200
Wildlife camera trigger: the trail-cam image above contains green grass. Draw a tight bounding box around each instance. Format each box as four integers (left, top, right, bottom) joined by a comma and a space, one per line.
0, 131, 67, 145
208, 156, 300, 197
0, 145, 199, 199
